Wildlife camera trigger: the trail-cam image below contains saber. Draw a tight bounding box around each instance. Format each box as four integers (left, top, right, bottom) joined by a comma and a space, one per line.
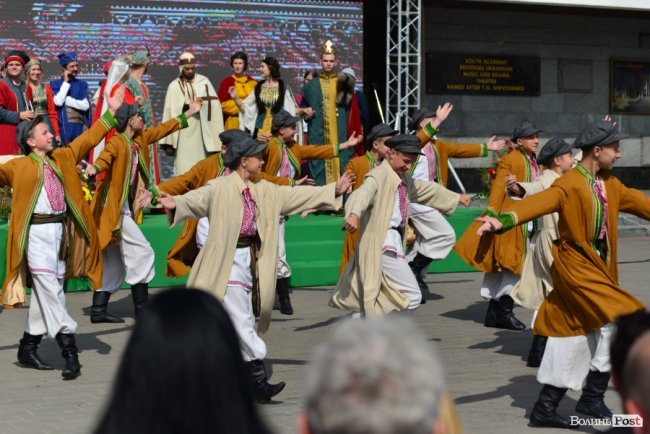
447, 160, 467, 194
372, 83, 385, 124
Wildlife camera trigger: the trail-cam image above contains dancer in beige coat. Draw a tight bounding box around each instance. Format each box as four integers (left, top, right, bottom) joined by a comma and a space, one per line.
160, 134, 353, 403
331, 134, 470, 316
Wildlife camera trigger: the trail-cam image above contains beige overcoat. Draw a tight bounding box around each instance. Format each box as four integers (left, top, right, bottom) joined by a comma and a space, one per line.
330, 160, 460, 315
511, 169, 560, 310
169, 172, 341, 333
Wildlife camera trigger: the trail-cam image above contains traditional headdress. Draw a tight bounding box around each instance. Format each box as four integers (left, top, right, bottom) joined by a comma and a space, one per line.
4, 50, 29, 67
320, 40, 337, 57
178, 52, 196, 73
57, 52, 78, 67
24, 57, 42, 73
131, 50, 151, 67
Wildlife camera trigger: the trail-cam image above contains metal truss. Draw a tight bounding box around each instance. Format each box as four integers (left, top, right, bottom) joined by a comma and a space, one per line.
385, 0, 422, 132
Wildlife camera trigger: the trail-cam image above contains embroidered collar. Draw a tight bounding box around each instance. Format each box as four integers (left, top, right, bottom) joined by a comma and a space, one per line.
365, 151, 376, 167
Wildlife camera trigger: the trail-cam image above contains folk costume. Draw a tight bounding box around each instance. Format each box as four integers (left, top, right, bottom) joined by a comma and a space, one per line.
0, 50, 30, 155
158, 52, 224, 175
24, 58, 60, 140
218, 73, 256, 131
153, 130, 247, 278
241, 78, 296, 139
0, 110, 118, 379
251, 110, 343, 315
166, 135, 342, 402
331, 136, 461, 316
125, 50, 162, 188
50, 52, 92, 147
486, 122, 650, 428
89, 103, 189, 323
408, 109, 491, 300
301, 40, 355, 185
455, 122, 542, 331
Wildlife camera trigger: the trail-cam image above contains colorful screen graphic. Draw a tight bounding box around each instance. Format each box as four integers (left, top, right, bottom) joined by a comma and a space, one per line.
1, 0, 363, 177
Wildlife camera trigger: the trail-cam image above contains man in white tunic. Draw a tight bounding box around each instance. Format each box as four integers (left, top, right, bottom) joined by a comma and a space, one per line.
159, 52, 224, 175
333, 134, 470, 316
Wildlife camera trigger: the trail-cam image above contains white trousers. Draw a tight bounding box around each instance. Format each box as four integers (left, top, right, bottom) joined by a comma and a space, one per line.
407, 210, 456, 261
25, 274, 77, 338
382, 251, 422, 310
277, 219, 291, 279
480, 270, 520, 300
99, 214, 155, 293
537, 323, 615, 390
222, 284, 267, 362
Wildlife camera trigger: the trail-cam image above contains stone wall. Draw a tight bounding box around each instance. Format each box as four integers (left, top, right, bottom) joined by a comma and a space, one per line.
422, 2, 650, 190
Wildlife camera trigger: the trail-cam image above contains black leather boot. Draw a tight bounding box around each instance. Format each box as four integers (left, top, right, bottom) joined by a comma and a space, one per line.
131, 282, 149, 319
529, 384, 577, 429
526, 335, 548, 367
484, 299, 499, 327
55, 333, 81, 380
17, 332, 54, 370
494, 295, 526, 331
408, 253, 433, 304
575, 370, 612, 419
276, 278, 293, 315
247, 359, 286, 403
90, 291, 125, 324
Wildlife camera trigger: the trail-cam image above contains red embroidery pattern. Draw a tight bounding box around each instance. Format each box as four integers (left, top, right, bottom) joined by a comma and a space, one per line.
130, 145, 139, 184
423, 144, 436, 181
240, 188, 257, 236
528, 153, 542, 180
278, 146, 292, 178
43, 164, 65, 213
593, 178, 608, 240
397, 182, 408, 226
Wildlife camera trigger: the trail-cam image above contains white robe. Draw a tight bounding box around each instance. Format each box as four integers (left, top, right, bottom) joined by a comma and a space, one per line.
159, 74, 224, 175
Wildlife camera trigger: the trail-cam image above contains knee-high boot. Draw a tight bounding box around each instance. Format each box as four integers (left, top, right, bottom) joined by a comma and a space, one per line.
529, 384, 577, 429
275, 278, 293, 315
408, 253, 433, 304
575, 370, 612, 419
55, 333, 81, 380
90, 291, 125, 324
130, 282, 149, 318
17, 332, 53, 370
526, 335, 548, 367
246, 359, 286, 403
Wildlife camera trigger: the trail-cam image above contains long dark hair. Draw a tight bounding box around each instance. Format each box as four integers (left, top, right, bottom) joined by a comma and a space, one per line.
94, 288, 272, 434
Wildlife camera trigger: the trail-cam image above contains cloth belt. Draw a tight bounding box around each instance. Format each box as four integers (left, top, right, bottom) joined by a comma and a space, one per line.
237, 234, 262, 317
31, 213, 69, 261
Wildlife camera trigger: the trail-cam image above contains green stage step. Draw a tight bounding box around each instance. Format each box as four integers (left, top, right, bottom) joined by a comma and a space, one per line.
0, 208, 480, 293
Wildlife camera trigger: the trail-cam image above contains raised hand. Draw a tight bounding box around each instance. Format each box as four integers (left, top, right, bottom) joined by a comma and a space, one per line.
487, 136, 506, 151
184, 99, 203, 118
475, 216, 503, 236
340, 131, 361, 150
429, 102, 453, 129
107, 86, 125, 115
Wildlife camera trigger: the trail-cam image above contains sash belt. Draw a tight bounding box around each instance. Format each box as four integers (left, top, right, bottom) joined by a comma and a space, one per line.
30, 213, 69, 261
238, 235, 262, 317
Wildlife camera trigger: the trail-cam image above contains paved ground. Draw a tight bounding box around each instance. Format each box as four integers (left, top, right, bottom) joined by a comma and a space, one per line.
0, 237, 649, 434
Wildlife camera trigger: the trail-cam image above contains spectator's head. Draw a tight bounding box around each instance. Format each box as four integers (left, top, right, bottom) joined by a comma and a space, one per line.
94, 288, 271, 434
261, 56, 281, 81
300, 317, 446, 434
319, 40, 338, 74
231, 51, 249, 74
621, 331, 650, 434
610, 310, 650, 392
57, 52, 79, 78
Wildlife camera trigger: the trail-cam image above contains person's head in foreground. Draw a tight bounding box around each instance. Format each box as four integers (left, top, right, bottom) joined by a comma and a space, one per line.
621, 330, 650, 434
300, 317, 447, 434
94, 288, 271, 434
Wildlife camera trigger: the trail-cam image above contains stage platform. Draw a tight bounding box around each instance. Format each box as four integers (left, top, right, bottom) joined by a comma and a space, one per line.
0, 208, 480, 293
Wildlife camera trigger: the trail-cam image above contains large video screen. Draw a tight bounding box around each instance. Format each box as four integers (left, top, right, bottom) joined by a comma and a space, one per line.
1, 0, 363, 177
